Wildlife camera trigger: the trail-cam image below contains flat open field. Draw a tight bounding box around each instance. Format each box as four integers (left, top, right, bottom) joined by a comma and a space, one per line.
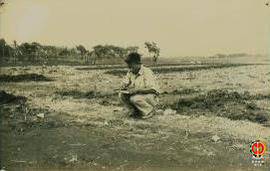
0, 56, 270, 171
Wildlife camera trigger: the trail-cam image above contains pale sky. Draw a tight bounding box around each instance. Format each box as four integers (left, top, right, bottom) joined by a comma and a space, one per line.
0, 0, 269, 57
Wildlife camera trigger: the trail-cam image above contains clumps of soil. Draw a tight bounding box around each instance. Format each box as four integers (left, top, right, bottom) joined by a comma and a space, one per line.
0, 74, 52, 82
0, 101, 70, 133
0, 90, 26, 105
56, 90, 117, 99
175, 89, 250, 109
55, 90, 120, 107
57, 90, 98, 99
169, 88, 200, 95
170, 89, 269, 124
104, 69, 127, 77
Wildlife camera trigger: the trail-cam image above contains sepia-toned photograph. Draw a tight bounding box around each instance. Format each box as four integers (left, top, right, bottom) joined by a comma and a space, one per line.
0, 0, 269, 170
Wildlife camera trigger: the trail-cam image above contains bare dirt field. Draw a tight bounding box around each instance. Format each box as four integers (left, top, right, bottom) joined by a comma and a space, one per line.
0, 56, 270, 171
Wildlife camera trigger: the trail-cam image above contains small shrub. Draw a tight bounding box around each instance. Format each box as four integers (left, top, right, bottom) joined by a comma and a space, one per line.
0, 74, 52, 82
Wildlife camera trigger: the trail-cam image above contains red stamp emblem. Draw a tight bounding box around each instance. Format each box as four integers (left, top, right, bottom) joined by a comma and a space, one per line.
250, 139, 266, 158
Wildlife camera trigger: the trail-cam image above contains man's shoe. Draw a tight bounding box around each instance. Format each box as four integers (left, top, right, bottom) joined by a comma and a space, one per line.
122, 108, 140, 118
141, 110, 156, 119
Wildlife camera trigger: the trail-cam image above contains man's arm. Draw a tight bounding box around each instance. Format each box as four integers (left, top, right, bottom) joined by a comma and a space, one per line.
128, 87, 158, 95
142, 68, 161, 95
120, 71, 131, 89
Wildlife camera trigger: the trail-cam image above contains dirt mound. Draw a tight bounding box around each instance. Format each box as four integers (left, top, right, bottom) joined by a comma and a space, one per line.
171, 89, 269, 124
56, 90, 100, 99
169, 88, 199, 95
0, 101, 70, 138
174, 89, 247, 109
0, 74, 52, 82
0, 90, 26, 105
56, 90, 117, 99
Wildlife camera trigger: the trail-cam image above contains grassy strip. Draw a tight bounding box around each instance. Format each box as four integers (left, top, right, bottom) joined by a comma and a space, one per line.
104, 64, 261, 76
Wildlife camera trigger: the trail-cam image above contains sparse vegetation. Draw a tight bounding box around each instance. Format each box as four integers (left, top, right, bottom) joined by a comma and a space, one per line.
0, 73, 52, 82
0, 90, 26, 104
167, 89, 269, 123
0, 55, 269, 170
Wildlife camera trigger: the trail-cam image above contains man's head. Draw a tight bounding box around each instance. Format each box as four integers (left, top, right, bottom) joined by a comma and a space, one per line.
125, 52, 142, 74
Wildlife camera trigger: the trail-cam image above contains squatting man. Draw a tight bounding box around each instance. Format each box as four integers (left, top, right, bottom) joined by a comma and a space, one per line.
118, 52, 161, 119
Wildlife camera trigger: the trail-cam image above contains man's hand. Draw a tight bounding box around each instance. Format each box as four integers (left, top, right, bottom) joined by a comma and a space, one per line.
127, 87, 138, 95
120, 80, 131, 90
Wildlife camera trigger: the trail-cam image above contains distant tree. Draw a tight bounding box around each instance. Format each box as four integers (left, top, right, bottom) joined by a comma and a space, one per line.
11, 40, 18, 64
4, 44, 12, 58
215, 54, 227, 58
93, 45, 108, 58
76, 45, 87, 56
126, 46, 139, 55
18, 42, 41, 62
43, 45, 58, 57
88, 50, 98, 65
76, 45, 88, 63
227, 53, 248, 58
13, 40, 17, 48
103, 45, 116, 58
0, 0, 6, 8
90, 45, 140, 64
0, 38, 6, 57
111, 46, 126, 59
105, 45, 128, 59
84, 50, 94, 64
144, 41, 160, 64
59, 48, 70, 56
70, 48, 78, 56
31, 42, 42, 61
0, 38, 13, 60
19, 43, 32, 55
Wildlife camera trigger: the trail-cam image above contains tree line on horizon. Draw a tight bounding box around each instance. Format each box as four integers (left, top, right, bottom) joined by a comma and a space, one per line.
0, 38, 160, 65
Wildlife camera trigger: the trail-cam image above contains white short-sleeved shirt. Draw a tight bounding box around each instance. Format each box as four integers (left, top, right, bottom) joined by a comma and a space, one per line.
122, 65, 161, 94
